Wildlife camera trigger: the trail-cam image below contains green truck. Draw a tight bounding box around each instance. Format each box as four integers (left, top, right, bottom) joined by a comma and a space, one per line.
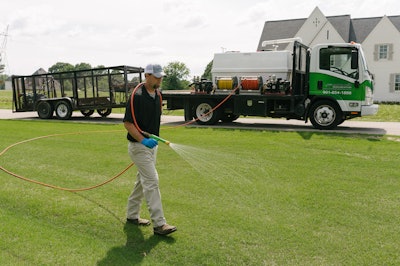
162, 39, 379, 129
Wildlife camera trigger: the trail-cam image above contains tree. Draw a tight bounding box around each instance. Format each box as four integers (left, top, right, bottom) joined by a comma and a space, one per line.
202, 60, 213, 80
74, 62, 92, 71
0, 74, 8, 90
161, 61, 190, 90
48, 62, 74, 73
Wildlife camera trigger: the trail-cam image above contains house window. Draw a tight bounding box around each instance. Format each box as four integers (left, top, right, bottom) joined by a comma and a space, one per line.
379, 45, 388, 59
374, 43, 393, 61
389, 74, 400, 92
395, 74, 400, 91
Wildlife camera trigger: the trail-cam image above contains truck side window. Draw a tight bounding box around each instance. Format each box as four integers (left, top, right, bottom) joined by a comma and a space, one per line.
319, 47, 359, 79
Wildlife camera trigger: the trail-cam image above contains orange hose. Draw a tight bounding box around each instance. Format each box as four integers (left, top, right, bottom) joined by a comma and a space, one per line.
0, 131, 134, 192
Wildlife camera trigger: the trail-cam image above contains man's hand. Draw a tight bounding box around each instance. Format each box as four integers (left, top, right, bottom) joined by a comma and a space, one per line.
141, 138, 158, 148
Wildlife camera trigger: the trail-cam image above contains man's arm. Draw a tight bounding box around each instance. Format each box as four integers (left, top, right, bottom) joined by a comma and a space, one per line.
124, 121, 145, 142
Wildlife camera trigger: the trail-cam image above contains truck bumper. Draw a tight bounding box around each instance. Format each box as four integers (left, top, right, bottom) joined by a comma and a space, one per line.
361, 104, 379, 116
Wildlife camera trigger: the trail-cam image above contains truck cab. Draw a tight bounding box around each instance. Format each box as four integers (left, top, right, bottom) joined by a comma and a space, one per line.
307, 43, 378, 128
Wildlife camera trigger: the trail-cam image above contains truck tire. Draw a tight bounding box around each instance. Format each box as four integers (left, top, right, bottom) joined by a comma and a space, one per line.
55, 100, 72, 120
97, 108, 112, 117
194, 101, 220, 125
80, 110, 94, 117
309, 100, 342, 130
37, 101, 53, 119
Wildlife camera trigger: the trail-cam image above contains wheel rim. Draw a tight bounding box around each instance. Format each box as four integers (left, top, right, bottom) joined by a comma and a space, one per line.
196, 103, 213, 122
313, 105, 336, 126
56, 103, 69, 118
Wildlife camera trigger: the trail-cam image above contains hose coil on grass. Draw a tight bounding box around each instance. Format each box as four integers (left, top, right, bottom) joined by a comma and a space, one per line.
0, 131, 134, 192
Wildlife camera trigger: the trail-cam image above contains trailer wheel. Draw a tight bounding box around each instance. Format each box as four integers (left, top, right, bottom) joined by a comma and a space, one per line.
81, 110, 94, 117
97, 108, 112, 117
194, 101, 220, 125
37, 101, 53, 119
55, 100, 72, 120
309, 100, 342, 130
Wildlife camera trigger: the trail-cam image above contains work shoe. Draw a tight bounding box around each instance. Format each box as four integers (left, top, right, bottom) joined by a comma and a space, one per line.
126, 218, 151, 226
154, 224, 177, 235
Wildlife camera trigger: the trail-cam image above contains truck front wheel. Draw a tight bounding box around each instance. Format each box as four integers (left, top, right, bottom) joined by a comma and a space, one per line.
309, 100, 342, 130
194, 101, 220, 125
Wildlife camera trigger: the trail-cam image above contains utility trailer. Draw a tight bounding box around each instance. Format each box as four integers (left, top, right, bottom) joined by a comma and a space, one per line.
12, 65, 143, 119
162, 39, 379, 130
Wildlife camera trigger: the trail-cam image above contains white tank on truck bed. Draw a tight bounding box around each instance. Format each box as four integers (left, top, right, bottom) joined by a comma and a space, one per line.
211, 50, 293, 85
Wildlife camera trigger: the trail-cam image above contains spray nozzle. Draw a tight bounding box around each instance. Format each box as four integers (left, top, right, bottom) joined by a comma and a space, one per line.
142, 131, 170, 146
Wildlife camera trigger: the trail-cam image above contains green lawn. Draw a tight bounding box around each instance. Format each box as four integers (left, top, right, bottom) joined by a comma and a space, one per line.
0, 90, 12, 109
1, 120, 399, 265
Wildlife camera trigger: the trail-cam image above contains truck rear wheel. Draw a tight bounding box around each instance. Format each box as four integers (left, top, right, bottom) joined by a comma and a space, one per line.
194, 101, 220, 125
37, 101, 53, 119
309, 100, 342, 130
97, 108, 112, 117
55, 100, 72, 120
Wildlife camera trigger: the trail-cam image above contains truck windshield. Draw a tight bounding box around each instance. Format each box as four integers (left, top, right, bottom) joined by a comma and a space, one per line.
319, 47, 359, 79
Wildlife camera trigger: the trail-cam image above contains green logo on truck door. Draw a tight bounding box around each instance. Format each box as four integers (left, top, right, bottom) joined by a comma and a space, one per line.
309, 73, 364, 101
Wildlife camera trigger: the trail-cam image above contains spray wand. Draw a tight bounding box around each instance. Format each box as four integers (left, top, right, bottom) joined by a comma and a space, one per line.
142, 131, 171, 146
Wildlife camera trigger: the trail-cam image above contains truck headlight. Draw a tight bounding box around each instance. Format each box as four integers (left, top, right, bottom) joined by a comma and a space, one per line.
365, 86, 373, 105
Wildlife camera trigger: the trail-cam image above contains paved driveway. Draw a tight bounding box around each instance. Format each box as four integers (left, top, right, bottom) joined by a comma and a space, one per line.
1, 109, 399, 136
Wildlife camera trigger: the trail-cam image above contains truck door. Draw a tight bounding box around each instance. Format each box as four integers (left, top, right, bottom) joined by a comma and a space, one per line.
309, 46, 363, 111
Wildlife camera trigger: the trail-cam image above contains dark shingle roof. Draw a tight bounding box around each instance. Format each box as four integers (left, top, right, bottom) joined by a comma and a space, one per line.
258, 13, 400, 49
257, 18, 305, 50
327, 15, 351, 41
351, 17, 382, 43
388, 15, 400, 31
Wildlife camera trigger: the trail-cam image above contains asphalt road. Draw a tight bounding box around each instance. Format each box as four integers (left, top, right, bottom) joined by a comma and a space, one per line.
1, 109, 400, 136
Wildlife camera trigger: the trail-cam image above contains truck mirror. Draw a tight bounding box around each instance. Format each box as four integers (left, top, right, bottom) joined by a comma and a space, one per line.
351, 50, 359, 69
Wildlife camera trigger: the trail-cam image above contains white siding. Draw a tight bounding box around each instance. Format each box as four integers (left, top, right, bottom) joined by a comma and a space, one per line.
295, 7, 345, 47
360, 16, 400, 102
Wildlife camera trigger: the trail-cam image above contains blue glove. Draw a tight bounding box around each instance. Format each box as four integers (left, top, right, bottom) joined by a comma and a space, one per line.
141, 138, 158, 148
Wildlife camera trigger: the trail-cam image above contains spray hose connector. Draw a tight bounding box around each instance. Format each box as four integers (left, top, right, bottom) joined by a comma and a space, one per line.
142, 131, 171, 146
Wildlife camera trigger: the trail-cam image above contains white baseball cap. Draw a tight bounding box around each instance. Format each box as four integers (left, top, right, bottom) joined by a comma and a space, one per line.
144, 64, 165, 78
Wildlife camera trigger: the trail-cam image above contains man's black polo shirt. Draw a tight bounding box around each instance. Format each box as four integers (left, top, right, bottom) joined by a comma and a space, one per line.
123, 84, 161, 142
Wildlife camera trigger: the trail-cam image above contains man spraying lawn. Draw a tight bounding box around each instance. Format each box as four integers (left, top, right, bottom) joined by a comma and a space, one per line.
123, 64, 177, 236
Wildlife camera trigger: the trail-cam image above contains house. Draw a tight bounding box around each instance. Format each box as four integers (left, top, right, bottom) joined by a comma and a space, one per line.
257, 7, 400, 103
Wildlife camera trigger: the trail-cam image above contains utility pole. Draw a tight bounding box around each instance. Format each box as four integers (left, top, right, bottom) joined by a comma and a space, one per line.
0, 25, 9, 74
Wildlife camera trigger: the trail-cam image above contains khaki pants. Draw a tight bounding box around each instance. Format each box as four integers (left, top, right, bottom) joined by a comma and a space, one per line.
127, 142, 166, 227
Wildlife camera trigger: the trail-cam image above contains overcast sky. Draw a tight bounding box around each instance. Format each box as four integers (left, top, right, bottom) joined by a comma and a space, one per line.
1, 0, 399, 77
